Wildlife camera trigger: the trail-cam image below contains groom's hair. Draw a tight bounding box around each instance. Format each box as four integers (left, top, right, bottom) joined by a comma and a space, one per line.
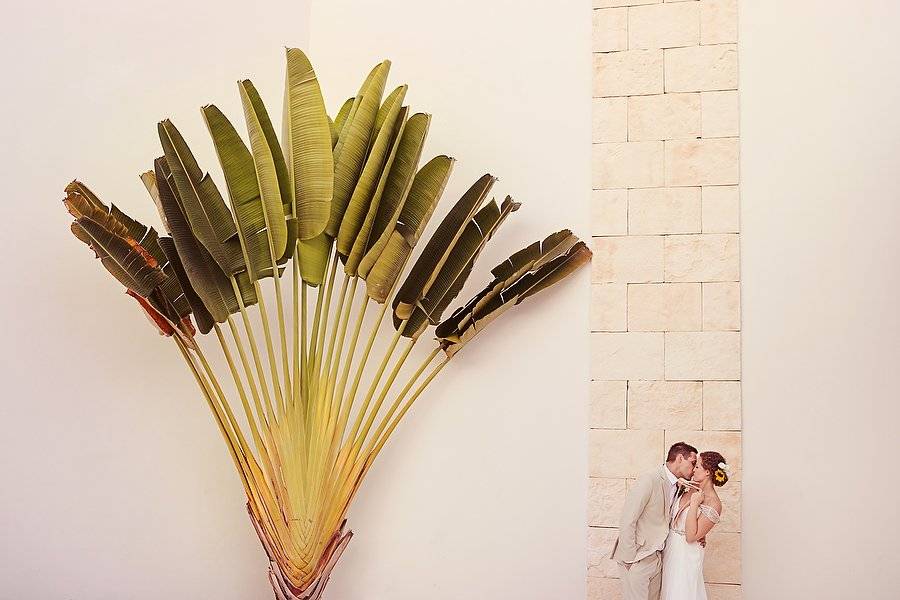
666, 442, 698, 462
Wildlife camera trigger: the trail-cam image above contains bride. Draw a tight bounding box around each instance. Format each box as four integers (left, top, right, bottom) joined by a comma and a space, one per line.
660, 450, 730, 600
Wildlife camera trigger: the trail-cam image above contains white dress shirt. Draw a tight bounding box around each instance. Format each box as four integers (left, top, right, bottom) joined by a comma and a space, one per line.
664, 465, 679, 519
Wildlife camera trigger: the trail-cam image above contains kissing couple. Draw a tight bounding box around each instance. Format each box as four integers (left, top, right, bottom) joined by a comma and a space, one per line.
610, 442, 731, 600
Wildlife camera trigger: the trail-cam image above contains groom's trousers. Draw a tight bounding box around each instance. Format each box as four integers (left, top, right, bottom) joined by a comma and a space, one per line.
619, 551, 662, 600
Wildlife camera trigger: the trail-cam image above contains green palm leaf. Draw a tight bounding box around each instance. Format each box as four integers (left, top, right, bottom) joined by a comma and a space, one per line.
154, 157, 256, 322
238, 80, 290, 263
363, 155, 454, 304
392, 173, 494, 322
331, 96, 355, 148
157, 119, 244, 274
357, 112, 432, 281
159, 236, 215, 334
435, 230, 591, 356
283, 47, 333, 241
400, 195, 519, 338
202, 104, 278, 280
326, 60, 390, 237
336, 84, 407, 271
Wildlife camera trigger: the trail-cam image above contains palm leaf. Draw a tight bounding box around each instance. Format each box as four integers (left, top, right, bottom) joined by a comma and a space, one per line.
238, 80, 290, 263
435, 231, 591, 356
154, 157, 256, 322
75, 217, 166, 297
400, 195, 519, 337
392, 173, 494, 321
159, 236, 215, 334
298, 233, 333, 286
331, 96, 355, 148
202, 104, 278, 280
357, 112, 432, 280
157, 119, 244, 274
336, 85, 407, 271
283, 47, 333, 241
326, 60, 390, 237
364, 155, 454, 304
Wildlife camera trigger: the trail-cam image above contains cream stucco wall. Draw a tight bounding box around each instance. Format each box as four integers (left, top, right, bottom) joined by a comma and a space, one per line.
741, 1, 900, 598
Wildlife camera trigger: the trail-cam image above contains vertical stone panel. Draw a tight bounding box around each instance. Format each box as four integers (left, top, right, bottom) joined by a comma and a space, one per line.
591, 4, 741, 595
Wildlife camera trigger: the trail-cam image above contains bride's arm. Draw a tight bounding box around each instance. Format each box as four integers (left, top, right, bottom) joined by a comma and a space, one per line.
684, 493, 718, 543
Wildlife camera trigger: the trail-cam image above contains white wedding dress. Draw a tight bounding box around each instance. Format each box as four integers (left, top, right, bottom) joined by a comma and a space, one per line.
660, 501, 720, 600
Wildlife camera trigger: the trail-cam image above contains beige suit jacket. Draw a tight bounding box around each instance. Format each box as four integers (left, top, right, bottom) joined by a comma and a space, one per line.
610, 465, 675, 564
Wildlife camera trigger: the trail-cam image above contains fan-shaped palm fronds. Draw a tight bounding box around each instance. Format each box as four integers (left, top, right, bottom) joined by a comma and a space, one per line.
62, 48, 590, 599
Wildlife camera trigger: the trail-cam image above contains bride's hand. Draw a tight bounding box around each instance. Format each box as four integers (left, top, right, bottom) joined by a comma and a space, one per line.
689, 489, 704, 506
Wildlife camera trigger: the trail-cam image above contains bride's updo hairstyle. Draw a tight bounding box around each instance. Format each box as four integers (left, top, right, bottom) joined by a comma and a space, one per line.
699, 451, 729, 487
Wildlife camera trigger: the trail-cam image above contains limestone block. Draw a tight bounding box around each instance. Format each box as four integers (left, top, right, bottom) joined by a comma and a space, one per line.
628, 283, 701, 331
590, 428, 665, 477
590, 380, 628, 428
588, 577, 622, 600
664, 429, 742, 481
715, 481, 742, 533
595, 0, 659, 6
589, 478, 627, 527
588, 527, 620, 577
592, 189, 628, 236
628, 2, 700, 49
591, 283, 628, 332
593, 8, 628, 52
704, 532, 741, 584
594, 49, 664, 97
665, 331, 741, 380
665, 138, 739, 187
702, 90, 739, 137
628, 380, 702, 429
707, 584, 742, 600
593, 97, 628, 142
665, 44, 738, 92
702, 282, 741, 331
701, 0, 738, 45
702, 185, 740, 233
628, 93, 700, 141
591, 332, 664, 380
629, 187, 701, 234
592, 236, 664, 283
703, 380, 741, 430
664, 234, 740, 282
593, 142, 665, 189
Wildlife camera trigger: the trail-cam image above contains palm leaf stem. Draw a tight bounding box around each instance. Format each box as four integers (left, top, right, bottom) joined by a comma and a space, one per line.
253, 280, 287, 420
213, 323, 282, 508
231, 277, 279, 428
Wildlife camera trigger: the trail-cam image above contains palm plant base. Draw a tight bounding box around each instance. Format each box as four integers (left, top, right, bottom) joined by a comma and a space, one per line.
249, 507, 352, 600
62, 47, 591, 597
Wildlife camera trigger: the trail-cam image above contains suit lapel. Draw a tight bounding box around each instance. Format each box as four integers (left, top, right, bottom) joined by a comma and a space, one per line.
660, 465, 674, 518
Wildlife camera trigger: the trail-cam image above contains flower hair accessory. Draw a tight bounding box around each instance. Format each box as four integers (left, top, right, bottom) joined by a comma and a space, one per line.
713, 461, 729, 485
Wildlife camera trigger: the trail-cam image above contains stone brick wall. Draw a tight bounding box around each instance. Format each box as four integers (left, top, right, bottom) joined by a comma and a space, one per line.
589, 1, 741, 598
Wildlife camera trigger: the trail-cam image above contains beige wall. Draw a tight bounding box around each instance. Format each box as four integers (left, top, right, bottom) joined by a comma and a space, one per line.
741, 1, 900, 598
590, 1, 742, 598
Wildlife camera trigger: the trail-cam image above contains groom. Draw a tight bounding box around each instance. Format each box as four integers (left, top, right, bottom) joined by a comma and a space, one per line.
610, 442, 698, 600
